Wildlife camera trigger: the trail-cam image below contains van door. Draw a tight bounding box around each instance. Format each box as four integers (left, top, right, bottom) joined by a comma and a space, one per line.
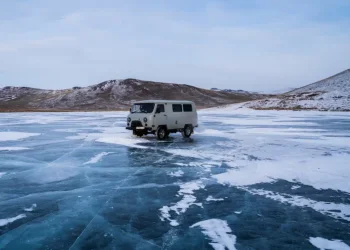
153, 104, 167, 128
170, 104, 184, 129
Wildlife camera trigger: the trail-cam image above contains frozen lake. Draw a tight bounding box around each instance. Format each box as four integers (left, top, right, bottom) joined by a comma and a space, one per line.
0, 109, 350, 250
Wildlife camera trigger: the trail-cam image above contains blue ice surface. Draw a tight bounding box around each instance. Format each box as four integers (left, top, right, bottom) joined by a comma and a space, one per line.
0, 111, 349, 250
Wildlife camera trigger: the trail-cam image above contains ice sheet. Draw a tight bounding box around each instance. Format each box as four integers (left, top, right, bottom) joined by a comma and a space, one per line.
0, 110, 349, 249
26, 165, 80, 184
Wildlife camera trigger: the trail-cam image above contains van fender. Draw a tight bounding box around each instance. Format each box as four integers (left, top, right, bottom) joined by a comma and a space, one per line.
157, 125, 168, 130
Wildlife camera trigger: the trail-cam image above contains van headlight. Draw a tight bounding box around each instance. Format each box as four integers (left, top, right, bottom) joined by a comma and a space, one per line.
127, 117, 131, 122
143, 117, 147, 122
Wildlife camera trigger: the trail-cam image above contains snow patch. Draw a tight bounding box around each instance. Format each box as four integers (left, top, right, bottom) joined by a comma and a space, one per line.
0, 147, 30, 151
234, 127, 323, 137
288, 137, 350, 147
200, 116, 316, 126
197, 129, 235, 139
96, 136, 147, 149
164, 149, 204, 159
168, 170, 184, 177
191, 219, 237, 250
24, 204, 37, 212
0, 214, 26, 227
214, 154, 350, 193
0, 132, 40, 141
84, 152, 111, 165
309, 237, 350, 250
245, 188, 350, 222
159, 181, 204, 226
206, 196, 224, 202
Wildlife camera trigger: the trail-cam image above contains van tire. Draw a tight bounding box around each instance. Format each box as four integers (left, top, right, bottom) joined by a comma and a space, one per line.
182, 125, 193, 138
156, 126, 167, 140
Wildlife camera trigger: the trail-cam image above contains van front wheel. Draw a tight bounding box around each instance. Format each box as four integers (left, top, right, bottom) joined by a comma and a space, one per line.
182, 125, 192, 138
156, 126, 167, 140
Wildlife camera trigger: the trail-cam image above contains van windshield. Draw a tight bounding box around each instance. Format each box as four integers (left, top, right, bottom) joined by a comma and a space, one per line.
131, 103, 155, 113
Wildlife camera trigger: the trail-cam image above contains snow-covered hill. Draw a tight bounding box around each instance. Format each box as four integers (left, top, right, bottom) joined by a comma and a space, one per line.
0, 79, 263, 112
245, 69, 350, 111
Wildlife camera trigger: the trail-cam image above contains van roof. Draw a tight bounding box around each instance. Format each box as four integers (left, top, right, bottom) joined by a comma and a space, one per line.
133, 100, 194, 104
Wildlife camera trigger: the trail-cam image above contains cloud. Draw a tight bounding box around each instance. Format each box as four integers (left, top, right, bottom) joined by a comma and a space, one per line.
0, 0, 349, 91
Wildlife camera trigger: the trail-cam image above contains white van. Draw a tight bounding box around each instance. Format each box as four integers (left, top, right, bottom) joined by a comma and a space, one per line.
126, 100, 198, 140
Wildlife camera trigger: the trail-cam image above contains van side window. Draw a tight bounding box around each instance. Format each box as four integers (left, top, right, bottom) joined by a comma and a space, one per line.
183, 104, 192, 112
172, 104, 182, 112
156, 104, 165, 113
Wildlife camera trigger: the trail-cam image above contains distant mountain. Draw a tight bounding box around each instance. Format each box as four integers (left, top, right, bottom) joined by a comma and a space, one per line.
263, 87, 295, 95
210, 88, 261, 96
0, 79, 265, 112
245, 69, 350, 111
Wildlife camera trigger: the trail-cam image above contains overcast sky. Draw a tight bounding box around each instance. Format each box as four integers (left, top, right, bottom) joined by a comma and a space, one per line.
0, 0, 349, 91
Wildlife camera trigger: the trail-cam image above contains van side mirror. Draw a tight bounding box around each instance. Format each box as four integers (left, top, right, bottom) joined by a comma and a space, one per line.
156, 107, 161, 113
129, 108, 131, 112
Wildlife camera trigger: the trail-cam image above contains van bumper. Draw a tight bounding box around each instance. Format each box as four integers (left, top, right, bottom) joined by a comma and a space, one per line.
126, 126, 153, 132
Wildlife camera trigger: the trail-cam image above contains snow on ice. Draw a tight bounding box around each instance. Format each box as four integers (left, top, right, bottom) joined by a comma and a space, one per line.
83, 152, 112, 165
191, 219, 237, 250
0, 132, 40, 141
309, 237, 350, 250
0, 214, 26, 227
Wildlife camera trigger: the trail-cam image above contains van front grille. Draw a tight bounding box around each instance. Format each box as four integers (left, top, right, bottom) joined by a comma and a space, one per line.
131, 121, 142, 128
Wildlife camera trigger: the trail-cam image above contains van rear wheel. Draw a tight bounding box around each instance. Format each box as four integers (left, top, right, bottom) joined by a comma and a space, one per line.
182, 125, 192, 138
156, 126, 167, 140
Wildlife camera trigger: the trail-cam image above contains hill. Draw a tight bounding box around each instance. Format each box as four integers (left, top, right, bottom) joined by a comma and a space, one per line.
0, 79, 264, 112
210, 88, 261, 97
245, 69, 350, 111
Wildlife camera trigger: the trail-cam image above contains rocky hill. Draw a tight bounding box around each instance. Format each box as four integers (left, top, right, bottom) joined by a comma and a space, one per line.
245, 69, 350, 111
210, 88, 261, 97
0, 79, 264, 112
